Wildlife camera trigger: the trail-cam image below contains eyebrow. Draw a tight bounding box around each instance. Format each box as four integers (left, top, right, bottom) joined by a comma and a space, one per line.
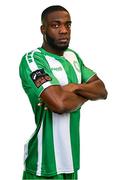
51, 20, 72, 24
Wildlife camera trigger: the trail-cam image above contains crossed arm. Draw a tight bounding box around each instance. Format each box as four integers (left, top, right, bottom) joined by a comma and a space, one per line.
40, 75, 108, 114
63, 75, 107, 100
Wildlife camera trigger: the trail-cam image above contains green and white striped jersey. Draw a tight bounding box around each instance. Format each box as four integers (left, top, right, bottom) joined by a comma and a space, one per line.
19, 48, 96, 176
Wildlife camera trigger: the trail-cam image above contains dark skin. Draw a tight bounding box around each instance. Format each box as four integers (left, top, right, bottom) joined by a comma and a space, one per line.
39, 10, 108, 114
41, 11, 71, 56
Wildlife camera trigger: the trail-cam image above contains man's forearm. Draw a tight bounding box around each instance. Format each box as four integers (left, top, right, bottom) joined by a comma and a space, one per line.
40, 85, 87, 114
40, 76, 107, 114
62, 75, 108, 101
74, 80, 108, 100
61, 91, 87, 112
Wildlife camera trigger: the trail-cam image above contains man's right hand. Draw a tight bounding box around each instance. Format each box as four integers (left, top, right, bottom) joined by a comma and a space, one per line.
62, 83, 78, 93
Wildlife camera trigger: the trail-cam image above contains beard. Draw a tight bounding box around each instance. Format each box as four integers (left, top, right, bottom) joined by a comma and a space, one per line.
45, 33, 69, 51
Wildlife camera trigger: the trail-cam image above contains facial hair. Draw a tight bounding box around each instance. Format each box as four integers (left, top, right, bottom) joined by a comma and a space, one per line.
45, 33, 69, 51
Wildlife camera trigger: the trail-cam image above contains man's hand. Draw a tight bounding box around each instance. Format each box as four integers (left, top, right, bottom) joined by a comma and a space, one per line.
62, 83, 78, 92
62, 75, 108, 101
37, 74, 107, 113
73, 75, 108, 100
37, 84, 87, 112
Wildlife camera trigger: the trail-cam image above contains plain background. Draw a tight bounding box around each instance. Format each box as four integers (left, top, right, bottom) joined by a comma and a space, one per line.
0, 0, 120, 179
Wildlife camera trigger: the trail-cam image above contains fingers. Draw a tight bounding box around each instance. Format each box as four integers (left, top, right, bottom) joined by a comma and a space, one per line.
38, 102, 43, 106
38, 102, 48, 110
44, 107, 48, 110
38, 98, 44, 106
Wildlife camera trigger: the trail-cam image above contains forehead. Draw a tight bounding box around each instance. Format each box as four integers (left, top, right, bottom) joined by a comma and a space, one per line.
45, 11, 71, 23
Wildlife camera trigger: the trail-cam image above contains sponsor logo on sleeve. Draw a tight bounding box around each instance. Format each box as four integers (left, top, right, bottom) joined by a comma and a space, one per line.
30, 69, 52, 88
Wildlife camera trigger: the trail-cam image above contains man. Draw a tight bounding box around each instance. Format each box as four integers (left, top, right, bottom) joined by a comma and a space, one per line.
19, 5, 108, 180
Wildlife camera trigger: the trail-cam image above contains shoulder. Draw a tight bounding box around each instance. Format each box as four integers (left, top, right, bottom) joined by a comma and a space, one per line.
64, 48, 83, 62
20, 48, 45, 68
64, 48, 81, 58
65, 48, 77, 54
21, 48, 43, 62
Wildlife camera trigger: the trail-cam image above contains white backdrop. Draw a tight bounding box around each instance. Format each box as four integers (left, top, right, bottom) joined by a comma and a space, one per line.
0, 0, 120, 179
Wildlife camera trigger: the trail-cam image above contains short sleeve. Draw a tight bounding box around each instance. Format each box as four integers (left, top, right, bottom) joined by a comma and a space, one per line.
77, 55, 96, 83
19, 53, 60, 98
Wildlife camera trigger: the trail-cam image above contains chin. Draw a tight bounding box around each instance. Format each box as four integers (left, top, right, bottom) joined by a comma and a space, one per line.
56, 44, 69, 51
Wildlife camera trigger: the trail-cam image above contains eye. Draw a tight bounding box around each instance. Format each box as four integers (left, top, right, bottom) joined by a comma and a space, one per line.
67, 23, 71, 28
51, 24, 59, 28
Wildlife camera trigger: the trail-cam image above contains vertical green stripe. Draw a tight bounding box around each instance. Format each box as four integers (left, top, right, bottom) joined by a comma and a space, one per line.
70, 111, 80, 170
41, 111, 57, 175
25, 108, 43, 173
26, 134, 38, 172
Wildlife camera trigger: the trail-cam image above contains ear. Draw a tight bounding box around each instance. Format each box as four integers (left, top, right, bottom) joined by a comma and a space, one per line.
40, 25, 46, 35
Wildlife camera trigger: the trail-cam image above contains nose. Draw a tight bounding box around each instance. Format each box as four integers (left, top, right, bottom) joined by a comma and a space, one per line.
59, 25, 68, 34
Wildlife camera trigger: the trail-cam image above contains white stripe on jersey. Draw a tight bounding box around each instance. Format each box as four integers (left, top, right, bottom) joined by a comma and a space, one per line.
36, 121, 43, 176
45, 55, 74, 173
52, 113, 74, 173
26, 49, 41, 72
24, 130, 38, 170
24, 143, 28, 168
45, 55, 68, 85
42, 81, 52, 89
26, 50, 52, 91
64, 51, 81, 83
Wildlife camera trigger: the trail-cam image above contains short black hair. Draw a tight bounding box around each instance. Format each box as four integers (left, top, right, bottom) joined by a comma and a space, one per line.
41, 5, 69, 24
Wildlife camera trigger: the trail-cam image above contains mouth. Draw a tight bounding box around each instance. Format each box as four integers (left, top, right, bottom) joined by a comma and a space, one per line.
58, 38, 69, 43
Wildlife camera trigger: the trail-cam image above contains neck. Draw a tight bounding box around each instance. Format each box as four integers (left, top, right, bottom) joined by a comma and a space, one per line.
41, 42, 64, 56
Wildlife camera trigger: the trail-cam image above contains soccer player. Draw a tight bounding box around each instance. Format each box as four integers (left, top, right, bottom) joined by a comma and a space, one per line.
19, 5, 108, 180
